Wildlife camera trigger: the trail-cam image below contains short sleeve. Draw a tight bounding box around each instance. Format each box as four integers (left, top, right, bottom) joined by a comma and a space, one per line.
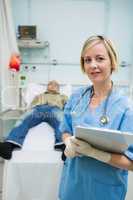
119, 107, 133, 160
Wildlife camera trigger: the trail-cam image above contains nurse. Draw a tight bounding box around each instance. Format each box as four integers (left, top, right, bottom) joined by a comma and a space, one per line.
59, 35, 133, 200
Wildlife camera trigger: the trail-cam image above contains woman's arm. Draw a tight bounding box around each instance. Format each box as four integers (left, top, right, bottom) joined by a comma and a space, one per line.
71, 138, 133, 171
109, 153, 133, 171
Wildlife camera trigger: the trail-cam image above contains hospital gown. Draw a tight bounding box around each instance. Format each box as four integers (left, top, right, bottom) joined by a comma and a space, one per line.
59, 86, 133, 200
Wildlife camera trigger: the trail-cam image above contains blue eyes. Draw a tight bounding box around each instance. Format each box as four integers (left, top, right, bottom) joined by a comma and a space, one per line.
84, 57, 105, 64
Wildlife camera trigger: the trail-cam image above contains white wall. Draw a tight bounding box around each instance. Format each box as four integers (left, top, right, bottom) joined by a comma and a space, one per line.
10, 0, 133, 87
107, 0, 133, 86
12, 0, 106, 62
11, 0, 105, 85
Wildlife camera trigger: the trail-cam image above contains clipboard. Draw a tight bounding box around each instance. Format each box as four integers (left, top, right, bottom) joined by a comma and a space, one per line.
75, 126, 133, 153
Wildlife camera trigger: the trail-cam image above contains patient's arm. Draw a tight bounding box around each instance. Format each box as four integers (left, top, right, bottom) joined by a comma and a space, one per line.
30, 94, 43, 108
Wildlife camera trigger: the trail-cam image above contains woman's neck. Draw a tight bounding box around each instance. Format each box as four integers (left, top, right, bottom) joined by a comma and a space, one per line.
89, 80, 112, 110
93, 80, 112, 98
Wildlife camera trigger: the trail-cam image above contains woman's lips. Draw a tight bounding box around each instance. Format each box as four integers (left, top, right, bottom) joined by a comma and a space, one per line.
91, 71, 101, 76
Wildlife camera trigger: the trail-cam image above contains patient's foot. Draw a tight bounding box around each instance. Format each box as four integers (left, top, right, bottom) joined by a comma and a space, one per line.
54, 142, 65, 151
0, 142, 19, 160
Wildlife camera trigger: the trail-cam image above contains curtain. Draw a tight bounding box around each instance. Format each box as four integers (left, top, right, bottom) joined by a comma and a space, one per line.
0, 0, 19, 110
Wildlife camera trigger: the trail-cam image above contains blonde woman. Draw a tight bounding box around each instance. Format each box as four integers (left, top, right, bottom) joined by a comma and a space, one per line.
59, 35, 133, 200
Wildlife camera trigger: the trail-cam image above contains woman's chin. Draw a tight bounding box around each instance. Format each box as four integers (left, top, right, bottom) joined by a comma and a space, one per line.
89, 77, 103, 84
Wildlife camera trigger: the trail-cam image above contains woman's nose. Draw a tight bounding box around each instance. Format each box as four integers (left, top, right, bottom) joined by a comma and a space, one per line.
90, 61, 98, 69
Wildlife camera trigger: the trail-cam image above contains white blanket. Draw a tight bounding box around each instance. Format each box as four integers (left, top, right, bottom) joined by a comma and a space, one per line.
2, 122, 63, 200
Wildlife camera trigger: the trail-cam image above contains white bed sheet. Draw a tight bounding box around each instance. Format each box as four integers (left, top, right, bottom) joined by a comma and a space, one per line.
2, 122, 63, 200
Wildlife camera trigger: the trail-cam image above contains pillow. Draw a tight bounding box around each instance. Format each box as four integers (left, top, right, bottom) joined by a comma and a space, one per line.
23, 83, 45, 107
61, 84, 72, 97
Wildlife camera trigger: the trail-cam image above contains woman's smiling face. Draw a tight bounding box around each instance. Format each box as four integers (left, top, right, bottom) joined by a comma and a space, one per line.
83, 42, 112, 85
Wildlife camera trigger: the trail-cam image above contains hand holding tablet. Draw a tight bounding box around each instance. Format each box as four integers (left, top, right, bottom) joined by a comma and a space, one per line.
75, 126, 133, 153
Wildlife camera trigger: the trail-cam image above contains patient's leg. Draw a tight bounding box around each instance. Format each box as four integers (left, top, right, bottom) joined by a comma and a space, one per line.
45, 106, 64, 143
5, 107, 46, 146
0, 105, 63, 159
0, 106, 47, 160
25, 105, 64, 143
0, 107, 48, 159
27, 105, 64, 143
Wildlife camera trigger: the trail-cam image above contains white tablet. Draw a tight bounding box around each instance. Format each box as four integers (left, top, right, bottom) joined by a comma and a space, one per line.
75, 126, 133, 153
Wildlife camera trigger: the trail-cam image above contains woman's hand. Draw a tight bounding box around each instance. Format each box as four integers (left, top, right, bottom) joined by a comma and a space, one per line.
64, 136, 79, 158
71, 137, 111, 163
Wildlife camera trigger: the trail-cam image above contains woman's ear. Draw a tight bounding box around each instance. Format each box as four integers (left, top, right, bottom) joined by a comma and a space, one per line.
110, 64, 114, 74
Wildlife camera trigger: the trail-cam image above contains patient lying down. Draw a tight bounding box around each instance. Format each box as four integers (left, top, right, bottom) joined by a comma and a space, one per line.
0, 80, 68, 160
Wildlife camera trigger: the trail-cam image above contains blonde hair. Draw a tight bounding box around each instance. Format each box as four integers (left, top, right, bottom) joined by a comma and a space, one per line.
80, 35, 118, 73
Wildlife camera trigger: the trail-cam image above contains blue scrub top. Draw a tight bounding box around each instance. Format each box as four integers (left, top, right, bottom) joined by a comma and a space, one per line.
59, 85, 133, 200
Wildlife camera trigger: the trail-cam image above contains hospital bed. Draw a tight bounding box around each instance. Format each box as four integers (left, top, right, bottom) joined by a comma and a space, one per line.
2, 122, 63, 200
1, 83, 75, 200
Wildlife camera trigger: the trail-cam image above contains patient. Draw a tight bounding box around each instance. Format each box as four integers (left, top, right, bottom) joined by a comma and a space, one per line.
0, 80, 68, 160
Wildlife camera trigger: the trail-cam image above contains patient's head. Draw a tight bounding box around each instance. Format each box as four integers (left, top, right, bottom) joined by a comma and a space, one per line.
47, 80, 60, 93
